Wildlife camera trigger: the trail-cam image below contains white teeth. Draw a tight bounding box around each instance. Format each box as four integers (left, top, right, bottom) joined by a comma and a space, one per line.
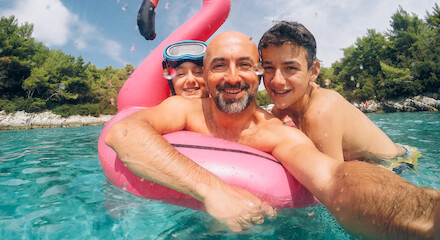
273, 89, 290, 94
224, 89, 241, 94
184, 88, 200, 92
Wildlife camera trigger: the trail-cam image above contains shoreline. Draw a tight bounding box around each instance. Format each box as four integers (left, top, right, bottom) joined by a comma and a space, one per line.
356, 94, 440, 113
1, 94, 439, 131
0, 110, 113, 131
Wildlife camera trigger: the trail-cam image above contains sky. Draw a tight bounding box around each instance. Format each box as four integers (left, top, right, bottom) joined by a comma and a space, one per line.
0, 0, 438, 70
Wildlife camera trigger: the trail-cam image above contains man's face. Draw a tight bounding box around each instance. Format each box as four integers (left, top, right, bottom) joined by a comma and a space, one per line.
203, 35, 260, 114
261, 43, 318, 110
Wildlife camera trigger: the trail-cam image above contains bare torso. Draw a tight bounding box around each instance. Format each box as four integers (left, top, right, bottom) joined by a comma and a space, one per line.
184, 97, 286, 148
285, 86, 402, 161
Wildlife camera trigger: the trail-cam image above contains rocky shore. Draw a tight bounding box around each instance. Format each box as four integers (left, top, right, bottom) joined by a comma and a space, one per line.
1, 94, 439, 131
0, 110, 113, 131
356, 94, 440, 113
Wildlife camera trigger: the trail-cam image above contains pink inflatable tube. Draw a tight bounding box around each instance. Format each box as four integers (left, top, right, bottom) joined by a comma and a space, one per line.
98, 0, 317, 210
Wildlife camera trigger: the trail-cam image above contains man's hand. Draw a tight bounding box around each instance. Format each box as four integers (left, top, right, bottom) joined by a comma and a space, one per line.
202, 184, 277, 232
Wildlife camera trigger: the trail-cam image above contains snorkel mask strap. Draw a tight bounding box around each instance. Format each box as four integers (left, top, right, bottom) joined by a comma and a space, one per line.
162, 61, 177, 95
167, 80, 176, 95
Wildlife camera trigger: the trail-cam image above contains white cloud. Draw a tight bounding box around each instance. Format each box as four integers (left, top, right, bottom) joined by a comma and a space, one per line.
243, 0, 438, 67
101, 39, 128, 66
0, 0, 72, 46
0, 0, 127, 66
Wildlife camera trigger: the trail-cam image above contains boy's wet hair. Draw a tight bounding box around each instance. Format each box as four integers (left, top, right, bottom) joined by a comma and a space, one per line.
258, 21, 317, 69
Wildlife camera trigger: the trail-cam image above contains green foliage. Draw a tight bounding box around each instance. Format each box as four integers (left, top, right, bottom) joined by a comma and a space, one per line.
256, 89, 272, 107
426, 4, 440, 28
353, 78, 375, 101
329, 4, 440, 102
0, 97, 46, 113
52, 103, 116, 117
0, 99, 17, 112
0, 16, 39, 98
0, 15, 129, 117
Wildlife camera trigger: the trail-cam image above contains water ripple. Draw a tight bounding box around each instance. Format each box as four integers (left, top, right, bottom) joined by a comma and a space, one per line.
0, 116, 438, 239
0, 179, 31, 186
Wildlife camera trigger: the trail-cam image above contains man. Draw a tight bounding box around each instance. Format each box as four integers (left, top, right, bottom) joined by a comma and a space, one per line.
259, 21, 419, 174
105, 31, 439, 239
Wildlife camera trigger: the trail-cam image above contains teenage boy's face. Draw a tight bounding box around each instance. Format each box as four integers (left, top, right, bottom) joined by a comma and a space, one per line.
261, 43, 318, 110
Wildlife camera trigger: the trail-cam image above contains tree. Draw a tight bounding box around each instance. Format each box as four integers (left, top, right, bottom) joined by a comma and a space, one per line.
387, 6, 426, 67
332, 30, 389, 101
377, 61, 422, 99
256, 89, 272, 107
0, 16, 37, 98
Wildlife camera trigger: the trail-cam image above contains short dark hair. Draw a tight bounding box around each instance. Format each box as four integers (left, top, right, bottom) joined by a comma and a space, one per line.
258, 21, 317, 69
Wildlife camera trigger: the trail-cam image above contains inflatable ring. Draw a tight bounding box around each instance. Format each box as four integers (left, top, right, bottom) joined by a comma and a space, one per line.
97, 0, 317, 210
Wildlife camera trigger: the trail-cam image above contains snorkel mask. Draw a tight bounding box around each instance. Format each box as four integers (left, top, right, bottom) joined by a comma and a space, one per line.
162, 40, 207, 95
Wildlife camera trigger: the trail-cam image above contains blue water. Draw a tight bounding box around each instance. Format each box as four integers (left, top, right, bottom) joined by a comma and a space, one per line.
0, 112, 439, 239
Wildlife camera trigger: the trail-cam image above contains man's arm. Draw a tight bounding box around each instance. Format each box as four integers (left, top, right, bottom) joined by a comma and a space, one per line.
269, 126, 439, 239
328, 160, 440, 240
105, 97, 275, 231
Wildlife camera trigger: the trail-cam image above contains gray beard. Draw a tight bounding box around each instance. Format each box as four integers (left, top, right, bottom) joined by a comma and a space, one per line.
214, 92, 254, 114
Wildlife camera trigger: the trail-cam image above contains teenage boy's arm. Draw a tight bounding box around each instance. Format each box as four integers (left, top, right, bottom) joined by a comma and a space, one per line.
268, 126, 440, 240
105, 97, 275, 231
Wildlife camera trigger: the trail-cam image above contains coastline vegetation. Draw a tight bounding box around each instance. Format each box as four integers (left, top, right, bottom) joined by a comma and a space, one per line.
1, 4, 440, 115
0, 16, 132, 117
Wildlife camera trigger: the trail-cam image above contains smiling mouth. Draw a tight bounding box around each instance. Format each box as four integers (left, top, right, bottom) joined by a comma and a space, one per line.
217, 82, 249, 97
183, 87, 200, 92
271, 89, 291, 95
223, 88, 242, 94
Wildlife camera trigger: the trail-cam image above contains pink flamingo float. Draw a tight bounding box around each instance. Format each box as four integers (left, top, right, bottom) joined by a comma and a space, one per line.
98, 0, 316, 210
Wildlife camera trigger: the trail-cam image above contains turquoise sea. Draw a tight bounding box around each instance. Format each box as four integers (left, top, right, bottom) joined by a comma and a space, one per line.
0, 112, 439, 239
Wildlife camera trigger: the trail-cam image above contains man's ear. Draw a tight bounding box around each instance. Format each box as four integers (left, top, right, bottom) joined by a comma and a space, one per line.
310, 60, 320, 82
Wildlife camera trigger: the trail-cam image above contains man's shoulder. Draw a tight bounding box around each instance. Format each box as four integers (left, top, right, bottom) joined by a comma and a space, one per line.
165, 95, 200, 103
254, 107, 285, 127
151, 96, 204, 121
243, 118, 309, 152
162, 95, 202, 108
257, 118, 305, 139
